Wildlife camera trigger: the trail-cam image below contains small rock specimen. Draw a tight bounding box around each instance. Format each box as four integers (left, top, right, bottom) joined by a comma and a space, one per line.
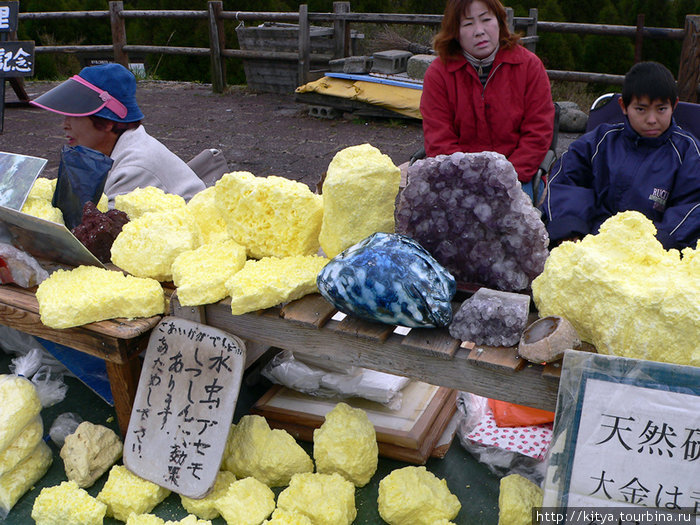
449, 288, 530, 347
518, 316, 580, 364
396, 152, 549, 291
71, 201, 129, 263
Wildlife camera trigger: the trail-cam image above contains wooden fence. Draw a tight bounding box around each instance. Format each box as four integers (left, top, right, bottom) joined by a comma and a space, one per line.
14, 2, 700, 102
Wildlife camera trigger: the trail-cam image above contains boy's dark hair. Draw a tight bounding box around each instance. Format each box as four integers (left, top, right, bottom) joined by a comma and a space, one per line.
621, 61, 677, 107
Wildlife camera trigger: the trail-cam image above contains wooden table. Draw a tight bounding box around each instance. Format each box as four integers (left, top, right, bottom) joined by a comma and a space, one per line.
171, 293, 563, 412
0, 283, 159, 436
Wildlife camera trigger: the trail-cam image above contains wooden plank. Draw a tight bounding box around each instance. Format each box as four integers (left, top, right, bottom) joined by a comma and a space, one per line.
542, 361, 563, 379
106, 358, 141, 436
400, 327, 460, 359
280, 294, 336, 328
327, 315, 394, 342
466, 345, 526, 372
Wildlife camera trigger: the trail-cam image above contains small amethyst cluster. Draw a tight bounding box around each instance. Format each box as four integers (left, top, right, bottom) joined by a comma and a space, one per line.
396, 152, 549, 291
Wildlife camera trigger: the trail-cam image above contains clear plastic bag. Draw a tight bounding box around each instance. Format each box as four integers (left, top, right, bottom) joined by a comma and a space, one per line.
0, 326, 72, 377
9, 348, 68, 408
49, 412, 83, 448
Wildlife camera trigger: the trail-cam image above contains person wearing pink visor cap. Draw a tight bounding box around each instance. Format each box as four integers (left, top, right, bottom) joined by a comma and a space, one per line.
31, 63, 205, 205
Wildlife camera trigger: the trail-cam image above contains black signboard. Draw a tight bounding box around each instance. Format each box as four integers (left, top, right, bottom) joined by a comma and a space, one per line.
0, 2, 19, 33
0, 40, 34, 77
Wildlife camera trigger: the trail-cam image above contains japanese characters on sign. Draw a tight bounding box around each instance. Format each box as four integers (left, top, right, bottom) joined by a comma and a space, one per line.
124, 317, 246, 498
0, 2, 19, 33
0, 41, 34, 77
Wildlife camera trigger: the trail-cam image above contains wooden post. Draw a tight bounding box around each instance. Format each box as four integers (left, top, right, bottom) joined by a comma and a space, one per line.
634, 14, 644, 63
677, 14, 700, 103
506, 7, 514, 32
109, 1, 129, 68
526, 8, 538, 52
333, 1, 350, 58
208, 1, 226, 93
298, 4, 310, 87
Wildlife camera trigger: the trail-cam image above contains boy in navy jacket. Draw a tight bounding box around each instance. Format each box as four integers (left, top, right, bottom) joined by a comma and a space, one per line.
542, 61, 700, 250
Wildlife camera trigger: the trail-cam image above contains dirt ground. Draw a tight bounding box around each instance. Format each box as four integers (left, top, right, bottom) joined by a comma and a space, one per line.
2, 79, 577, 190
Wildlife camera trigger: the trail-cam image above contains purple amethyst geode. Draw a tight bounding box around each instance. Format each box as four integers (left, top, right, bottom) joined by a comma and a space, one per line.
396, 152, 549, 291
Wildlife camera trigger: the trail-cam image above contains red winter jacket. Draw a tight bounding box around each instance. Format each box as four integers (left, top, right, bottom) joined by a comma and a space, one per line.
420, 45, 554, 183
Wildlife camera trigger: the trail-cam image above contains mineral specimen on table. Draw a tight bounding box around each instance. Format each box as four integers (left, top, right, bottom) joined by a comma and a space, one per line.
0, 242, 49, 287
498, 474, 543, 525
60, 421, 123, 488
111, 209, 201, 281
36, 266, 165, 329
186, 186, 229, 245
263, 509, 314, 525
317, 232, 456, 327
227, 254, 328, 315
31, 480, 107, 525
114, 186, 187, 220
21, 196, 64, 224
449, 288, 530, 347
377, 466, 461, 525
319, 143, 401, 258
213, 476, 275, 525
172, 239, 247, 306
71, 201, 130, 263
532, 211, 700, 366
0, 441, 52, 515
396, 152, 549, 291
27, 177, 56, 201
126, 515, 212, 525
215, 171, 323, 258
276, 472, 357, 525
0, 375, 41, 453
180, 470, 236, 520
313, 402, 378, 487
0, 417, 42, 478
96, 464, 171, 522
518, 316, 580, 364
222, 415, 314, 487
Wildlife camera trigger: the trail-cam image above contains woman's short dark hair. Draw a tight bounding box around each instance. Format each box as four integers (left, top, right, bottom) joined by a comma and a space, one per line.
433, 0, 520, 61
621, 61, 677, 107
89, 115, 141, 136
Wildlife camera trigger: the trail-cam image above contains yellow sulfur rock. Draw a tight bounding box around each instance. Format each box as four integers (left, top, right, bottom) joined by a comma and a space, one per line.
0, 416, 42, 478
172, 239, 247, 306
0, 375, 42, 453
498, 474, 543, 525
180, 470, 236, 520
214, 476, 275, 525
319, 143, 400, 258
111, 210, 201, 281
114, 186, 187, 219
96, 464, 171, 522
277, 472, 356, 525
27, 177, 56, 201
21, 196, 64, 224
227, 255, 328, 315
36, 265, 165, 329
169, 516, 213, 525
532, 211, 700, 366
0, 441, 52, 514
97, 193, 109, 213
126, 514, 213, 525
222, 415, 313, 487
31, 480, 107, 525
313, 402, 378, 487
377, 466, 461, 525
186, 186, 230, 245
215, 172, 323, 258
60, 421, 123, 488
263, 508, 314, 525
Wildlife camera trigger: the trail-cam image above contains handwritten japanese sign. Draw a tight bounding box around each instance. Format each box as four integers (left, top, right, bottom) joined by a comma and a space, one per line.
542, 351, 700, 518
124, 316, 246, 498
0, 2, 19, 33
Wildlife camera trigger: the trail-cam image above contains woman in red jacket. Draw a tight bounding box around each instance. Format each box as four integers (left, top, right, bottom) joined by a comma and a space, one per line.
421, 0, 554, 201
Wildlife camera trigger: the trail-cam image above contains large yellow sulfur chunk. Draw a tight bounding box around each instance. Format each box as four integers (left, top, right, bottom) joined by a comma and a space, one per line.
27, 177, 56, 201
115, 186, 187, 219
0, 441, 52, 514
498, 474, 543, 525
31, 480, 107, 525
187, 186, 230, 245
377, 466, 461, 525
277, 472, 356, 525
222, 415, 313, 487
213, 476, 275, 525
111, 210, 201, 281
313, 402, 378, 487
0, 375, 42, 453
532, 211, 700, 366
60, 421, 123, 488
319, 143, 400, 258
263, 508, 314, 525
172, 239, 247, 306
36, 265, 165, 329
215, 171, 323, 258
180, 470, 236, 520
0, 416, 42, 478
227, 255, 328, 315
96, 464, 171, 522
21, 196, 64, 224
126, 514, 213, 525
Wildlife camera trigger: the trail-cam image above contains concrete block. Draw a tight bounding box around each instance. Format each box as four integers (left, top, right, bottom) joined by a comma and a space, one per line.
407, 54, 437, 80
371, 49, 413, 74
308, 105, 339, 119
329, 56, 373, 74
